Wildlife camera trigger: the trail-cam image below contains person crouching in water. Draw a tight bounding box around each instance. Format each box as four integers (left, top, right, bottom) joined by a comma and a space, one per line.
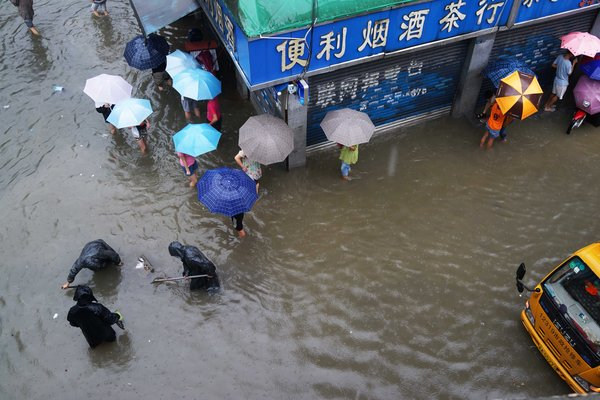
61, 239, 122, 289
67, 285, 124, 348
168, 241, 220, 291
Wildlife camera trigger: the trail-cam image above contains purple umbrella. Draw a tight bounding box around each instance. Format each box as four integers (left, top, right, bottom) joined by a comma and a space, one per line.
580, 59, 600, 80
573, 75, 600, 115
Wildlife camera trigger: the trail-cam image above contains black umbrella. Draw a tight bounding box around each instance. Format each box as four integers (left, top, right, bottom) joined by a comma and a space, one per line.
124, 34, 169, 70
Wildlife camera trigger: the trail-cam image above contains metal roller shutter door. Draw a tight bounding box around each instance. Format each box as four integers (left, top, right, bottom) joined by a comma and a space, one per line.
307, 41, 469, 148
479, 10, 598, 103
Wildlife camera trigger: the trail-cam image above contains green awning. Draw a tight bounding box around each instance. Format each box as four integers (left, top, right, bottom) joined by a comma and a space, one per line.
223, 0, 417, 37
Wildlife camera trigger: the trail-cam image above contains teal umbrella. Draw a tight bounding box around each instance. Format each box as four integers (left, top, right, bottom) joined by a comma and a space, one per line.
172, 68, 221, 100
107, 98, 153, 128
173, 123, 221, 157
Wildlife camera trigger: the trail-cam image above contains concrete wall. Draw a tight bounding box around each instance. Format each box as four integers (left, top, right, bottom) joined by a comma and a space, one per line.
286, 94, 307, 169
451, 32, 496, 119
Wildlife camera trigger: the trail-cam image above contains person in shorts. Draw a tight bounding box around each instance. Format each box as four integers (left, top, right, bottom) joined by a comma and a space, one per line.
480, 100, 506, 150
338, 144, 358, 181
90, 0, 109, 17
544, 51, 577, 112
95, 103, 116, 134
181, 96, 201, 122
234, 149, 261, 192
177, 152, 198, 188
130, 119, 149, 154
152, 61, 172, 91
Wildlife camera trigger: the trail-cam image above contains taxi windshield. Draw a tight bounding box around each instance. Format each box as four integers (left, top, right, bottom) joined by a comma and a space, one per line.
544, 257, 600, 351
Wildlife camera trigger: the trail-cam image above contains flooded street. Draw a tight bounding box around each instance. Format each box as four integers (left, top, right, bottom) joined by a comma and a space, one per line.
2, 1, 600, 399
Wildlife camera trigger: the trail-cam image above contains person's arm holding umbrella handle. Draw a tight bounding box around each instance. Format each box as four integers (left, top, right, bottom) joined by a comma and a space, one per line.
61, 281, 71, 290
234, 153, 247, 172
209, 114, 218, 126
349, 145, 357, 151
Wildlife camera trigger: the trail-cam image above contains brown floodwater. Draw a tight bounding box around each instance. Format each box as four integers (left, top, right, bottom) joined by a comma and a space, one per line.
1, 1, 600, 399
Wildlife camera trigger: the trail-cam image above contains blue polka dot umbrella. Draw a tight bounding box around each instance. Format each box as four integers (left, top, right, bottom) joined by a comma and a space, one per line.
197, 168, 258, 217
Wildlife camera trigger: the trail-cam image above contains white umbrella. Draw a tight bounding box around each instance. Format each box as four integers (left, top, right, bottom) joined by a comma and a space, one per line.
166, 50, 200, 78
83, 74, 132, 105
320, 108, 375, 146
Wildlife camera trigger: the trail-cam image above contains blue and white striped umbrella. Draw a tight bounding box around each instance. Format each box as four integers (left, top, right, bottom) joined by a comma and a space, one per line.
197, 168, 258, 217
107, 98, 153, 129
166, 50, 200, 78
172, 68, 221, 101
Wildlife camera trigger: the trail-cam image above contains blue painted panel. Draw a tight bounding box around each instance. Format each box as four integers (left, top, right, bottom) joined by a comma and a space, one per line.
516, 0, 599, 24
307, 42, 469, 146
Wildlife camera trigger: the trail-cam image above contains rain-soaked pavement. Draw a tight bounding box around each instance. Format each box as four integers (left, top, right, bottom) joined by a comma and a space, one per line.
2, 1, 600, 399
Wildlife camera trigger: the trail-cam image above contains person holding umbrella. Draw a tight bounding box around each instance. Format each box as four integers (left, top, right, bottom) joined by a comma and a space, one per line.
131, 119, 150, 154
106, 98, 153, 154
95, 103, 117, 135
172, 123, 221, 187
197, 167, 258, 238
338, 144, 358, 181
234, 150, 261, 192
479, 100, 511, 150
320, 108, 375, 180
544, 51, 577, 112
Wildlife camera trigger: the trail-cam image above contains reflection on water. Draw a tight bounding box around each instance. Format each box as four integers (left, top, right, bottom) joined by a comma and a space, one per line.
1, 1, 600, 399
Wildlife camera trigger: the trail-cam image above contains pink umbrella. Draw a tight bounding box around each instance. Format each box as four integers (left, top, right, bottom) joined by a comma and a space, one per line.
561, 32, 600, 57
573, 75, 600, 115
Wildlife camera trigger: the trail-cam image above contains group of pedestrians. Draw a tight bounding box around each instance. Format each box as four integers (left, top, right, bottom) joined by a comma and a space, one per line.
478, 50, 579, 149
63, 239, 219, 348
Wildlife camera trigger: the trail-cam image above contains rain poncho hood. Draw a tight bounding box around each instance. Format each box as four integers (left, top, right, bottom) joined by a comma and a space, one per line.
73, 285, 98, 304
67, 287, 120, 348
67, 239, 121, 283
168, 241, 220, 290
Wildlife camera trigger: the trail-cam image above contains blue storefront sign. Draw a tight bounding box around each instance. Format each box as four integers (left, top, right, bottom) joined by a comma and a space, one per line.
198, 0, 599, 89
515, 0, 600, 24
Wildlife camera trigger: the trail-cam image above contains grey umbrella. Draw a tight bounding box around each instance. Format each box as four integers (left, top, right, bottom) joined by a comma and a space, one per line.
239, 114, 294, 165
320, 108, 375, 146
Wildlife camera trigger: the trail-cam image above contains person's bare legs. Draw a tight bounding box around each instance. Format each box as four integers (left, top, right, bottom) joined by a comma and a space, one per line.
486, 137, 495, 150
93, 10, 102, 17
29, 26, 40, 35
544, 94, 558, 111
193, 107, 202, 120
189, 171, 198, 188
479, 132, 489, 148
255, 182, 259, 194
237, 229, 246, 238
108, 123, 117, 135
184, 111, 192, 122
138, 138, 148, 154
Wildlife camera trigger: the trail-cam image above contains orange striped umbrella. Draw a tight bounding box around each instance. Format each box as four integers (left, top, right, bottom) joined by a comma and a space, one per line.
496, 71, 543, 120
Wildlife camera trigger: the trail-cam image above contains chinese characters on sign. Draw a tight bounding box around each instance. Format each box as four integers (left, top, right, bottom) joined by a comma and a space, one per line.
201, 0, 236, 51
201, 0, 596, 87
275, 0, 510, 74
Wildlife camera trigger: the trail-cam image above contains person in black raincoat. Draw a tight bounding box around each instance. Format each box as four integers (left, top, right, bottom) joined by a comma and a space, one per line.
61, 239, 122, 289
67, 285, 123, 348
168, 241, 219, 291
10, 0, 39, 35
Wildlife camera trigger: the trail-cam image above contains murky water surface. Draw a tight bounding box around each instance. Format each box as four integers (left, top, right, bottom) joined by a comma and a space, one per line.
2, 2, 600, 399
